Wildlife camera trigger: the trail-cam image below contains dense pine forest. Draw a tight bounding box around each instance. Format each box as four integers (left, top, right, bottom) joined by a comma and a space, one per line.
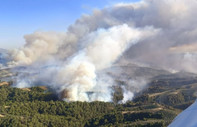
1, 71, 197, 126
0, 80, 187, 127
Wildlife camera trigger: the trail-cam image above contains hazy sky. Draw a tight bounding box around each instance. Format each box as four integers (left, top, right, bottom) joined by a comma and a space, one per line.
0, 0, 139, 49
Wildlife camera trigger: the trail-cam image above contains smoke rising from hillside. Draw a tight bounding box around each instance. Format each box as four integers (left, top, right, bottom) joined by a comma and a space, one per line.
11, 0, 197, 102
13, 25, 157, 102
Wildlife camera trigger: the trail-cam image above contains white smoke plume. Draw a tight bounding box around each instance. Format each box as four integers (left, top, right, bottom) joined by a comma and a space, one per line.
10, 0, 197, 102
12, 25, 157, 102
11, 32, 67, 65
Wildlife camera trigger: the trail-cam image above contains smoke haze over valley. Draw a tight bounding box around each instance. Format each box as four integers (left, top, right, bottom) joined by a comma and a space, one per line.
1, 0, 197, 103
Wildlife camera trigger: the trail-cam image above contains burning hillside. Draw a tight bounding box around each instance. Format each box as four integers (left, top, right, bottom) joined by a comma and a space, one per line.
2, 0, 197, 102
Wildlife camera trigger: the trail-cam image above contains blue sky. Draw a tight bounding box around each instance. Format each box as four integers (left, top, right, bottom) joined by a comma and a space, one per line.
0, 0, 139, 49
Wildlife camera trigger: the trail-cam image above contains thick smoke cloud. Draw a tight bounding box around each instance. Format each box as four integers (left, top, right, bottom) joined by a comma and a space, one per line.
13, 25, 157, 102
11, 0, 197, 102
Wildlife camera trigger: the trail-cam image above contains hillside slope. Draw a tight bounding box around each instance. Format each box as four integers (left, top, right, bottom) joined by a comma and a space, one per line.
1, 63, 197, 126
0, 70, 197, 127
0, 84, 179, 127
